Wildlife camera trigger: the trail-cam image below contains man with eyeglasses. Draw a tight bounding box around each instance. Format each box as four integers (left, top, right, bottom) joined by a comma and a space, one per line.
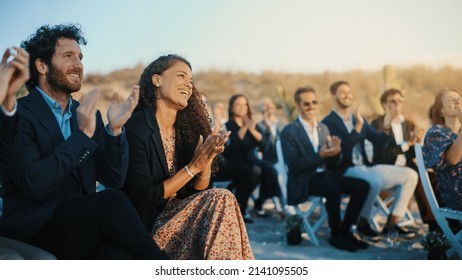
322, 81, 418, 240
371, 89, 438, 231
280, 85, 370, 251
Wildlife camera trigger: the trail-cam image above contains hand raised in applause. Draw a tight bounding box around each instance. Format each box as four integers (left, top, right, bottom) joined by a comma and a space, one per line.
188, 124, 231, 174
0, 47, 29, 110
77, 89, 100, 138
354, 104, 364, 127
242, 114, 256, 130
319, 135, 341, 158
107, 85, 139, 136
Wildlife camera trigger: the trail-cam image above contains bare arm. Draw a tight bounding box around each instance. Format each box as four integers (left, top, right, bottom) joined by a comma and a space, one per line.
445, 107, 462, 165
162, 125, 231, 198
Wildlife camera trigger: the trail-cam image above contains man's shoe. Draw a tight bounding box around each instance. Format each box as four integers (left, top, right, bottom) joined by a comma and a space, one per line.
356, 223, 380, 242
344, 232, 369, 249
382, 225, 416, 239
328, 235, 357, 252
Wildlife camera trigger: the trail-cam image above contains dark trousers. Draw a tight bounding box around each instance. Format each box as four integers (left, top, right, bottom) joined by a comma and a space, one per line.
309, 173, 369, 235
254, 161, 282, 202
215, 162, 260, 213
29, 190, 167, 260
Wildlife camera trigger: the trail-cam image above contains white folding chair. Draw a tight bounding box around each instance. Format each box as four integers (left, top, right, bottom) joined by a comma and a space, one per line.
276, 140, 328, 246
415, 143, 462, 259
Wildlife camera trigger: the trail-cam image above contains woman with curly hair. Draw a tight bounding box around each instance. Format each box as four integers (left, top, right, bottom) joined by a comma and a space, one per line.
123, 55, 254, 260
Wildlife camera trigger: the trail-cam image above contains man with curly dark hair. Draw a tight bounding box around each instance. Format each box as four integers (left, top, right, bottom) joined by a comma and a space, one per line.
0, 24, 167, 259
123, 54, 254, 259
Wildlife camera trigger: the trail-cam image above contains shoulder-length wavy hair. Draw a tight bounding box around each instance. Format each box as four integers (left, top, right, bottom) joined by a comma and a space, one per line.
228, 93, 252, 121
137, 54, 217, 177
431, 88, 461, 126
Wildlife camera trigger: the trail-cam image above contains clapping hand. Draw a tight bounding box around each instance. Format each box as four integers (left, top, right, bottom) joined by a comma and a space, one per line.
354, 104, 364, 126
77, 89, 100, 138
107, 85, 139, 136
189, 124, 231, 173
319, 135, 341, 158
0, 47, 29, 110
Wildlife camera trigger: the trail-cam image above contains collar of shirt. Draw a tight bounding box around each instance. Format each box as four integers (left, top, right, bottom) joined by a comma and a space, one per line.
298, 115, 320, 152
391, 115, 405, 144
36, 86, 73, 140
333, 109, 355, 133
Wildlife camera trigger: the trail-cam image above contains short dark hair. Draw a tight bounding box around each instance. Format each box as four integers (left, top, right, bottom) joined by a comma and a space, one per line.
20, 24, 87, 91
294, 86, 316, 103
330, 80, 349, 95
380, 88, 403, 104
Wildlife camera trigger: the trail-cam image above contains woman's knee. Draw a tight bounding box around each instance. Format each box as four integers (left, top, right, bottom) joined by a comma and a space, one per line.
207, 188, 237, 201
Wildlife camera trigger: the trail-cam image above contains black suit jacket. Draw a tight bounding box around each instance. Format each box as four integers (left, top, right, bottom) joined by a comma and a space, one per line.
256, 120, 284, 164
322, 111, 390, 175
0, 88, 128, 241
371, 116, 416, 168
280, 118, 340, 205
123, 108, 200, 230
0, 109, 18, 189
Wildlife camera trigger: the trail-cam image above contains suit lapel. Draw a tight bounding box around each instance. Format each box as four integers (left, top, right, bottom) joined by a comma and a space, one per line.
294, 119, 316, 154
145, 108, 169, 176
23, 89, 65, 147
317, 124, 328, 148
331, 111, 352, 137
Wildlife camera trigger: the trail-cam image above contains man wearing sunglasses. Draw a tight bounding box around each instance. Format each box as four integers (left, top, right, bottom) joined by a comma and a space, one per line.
280, 86, 370, 251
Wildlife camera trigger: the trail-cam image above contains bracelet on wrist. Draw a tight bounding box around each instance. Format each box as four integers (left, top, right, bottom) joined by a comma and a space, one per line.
184, 166, 195, 178
196, 172, 212, 181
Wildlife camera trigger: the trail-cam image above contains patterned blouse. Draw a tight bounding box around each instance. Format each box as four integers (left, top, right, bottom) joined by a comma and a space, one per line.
423, 124, 462, 210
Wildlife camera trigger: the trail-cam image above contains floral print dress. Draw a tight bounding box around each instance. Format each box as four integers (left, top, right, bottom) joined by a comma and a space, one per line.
423, 124, 462, 210
151, 131, 255, 260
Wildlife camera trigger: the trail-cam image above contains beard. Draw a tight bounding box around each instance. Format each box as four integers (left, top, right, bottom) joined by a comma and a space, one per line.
46, 63, 81, 95
336, 98, 351, 109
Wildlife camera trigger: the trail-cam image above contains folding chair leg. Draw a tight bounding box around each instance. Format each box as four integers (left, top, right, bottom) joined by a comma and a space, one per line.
295, 207, 320, 246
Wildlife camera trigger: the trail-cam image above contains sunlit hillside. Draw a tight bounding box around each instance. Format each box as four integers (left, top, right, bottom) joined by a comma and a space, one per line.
80, 65, 462, 128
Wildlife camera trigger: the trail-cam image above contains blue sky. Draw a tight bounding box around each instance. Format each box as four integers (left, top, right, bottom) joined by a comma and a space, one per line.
1, 0, 461, 75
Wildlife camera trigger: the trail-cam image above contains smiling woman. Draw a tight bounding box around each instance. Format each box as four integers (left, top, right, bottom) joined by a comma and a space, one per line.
123, 54, 255, 260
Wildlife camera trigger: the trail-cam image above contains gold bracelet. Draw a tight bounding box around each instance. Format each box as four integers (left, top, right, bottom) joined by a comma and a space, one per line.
184, 166, 195, 178
196, 172, 211, 181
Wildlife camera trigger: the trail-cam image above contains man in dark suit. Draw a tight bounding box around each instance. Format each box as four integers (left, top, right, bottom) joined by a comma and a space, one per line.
0, 24, 166, 259
322, 81, 417, 240
280, 86, 369, 252
371, 88, 437, 230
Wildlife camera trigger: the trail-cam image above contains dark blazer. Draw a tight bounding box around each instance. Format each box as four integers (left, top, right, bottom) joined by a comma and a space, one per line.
280, 118, 340, 205
322, 111, 390, 175
123, 108, 200, 230
0, 88, 128, 241
0, 110, 18, 189
371, 116, 416, 167
222, 120, 260, 163
256, 120, 285, 164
